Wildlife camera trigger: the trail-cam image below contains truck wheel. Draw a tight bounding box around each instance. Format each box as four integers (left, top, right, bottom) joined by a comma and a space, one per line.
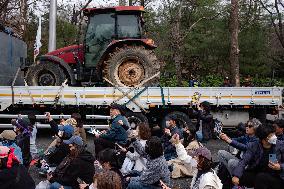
103, 46, 160, 87
162, 111, 194, 130
26, 62, 65, 86
125, 111, 149, 129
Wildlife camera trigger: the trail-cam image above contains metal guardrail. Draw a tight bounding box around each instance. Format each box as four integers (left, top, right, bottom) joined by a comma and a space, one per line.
0, 114, 111, 120
0, 123, 109, 129
0, 114, 111, 129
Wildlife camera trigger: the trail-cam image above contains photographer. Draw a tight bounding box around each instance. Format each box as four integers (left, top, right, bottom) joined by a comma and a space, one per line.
218, 118, 260, 175
232, 124, 284, 189
193, 101, 214, 141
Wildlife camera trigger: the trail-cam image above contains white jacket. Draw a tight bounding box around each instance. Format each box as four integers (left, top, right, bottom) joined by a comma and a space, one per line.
175, 143, 222, 189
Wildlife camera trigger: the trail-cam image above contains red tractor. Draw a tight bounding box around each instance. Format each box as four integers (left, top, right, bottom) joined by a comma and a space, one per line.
25, 6, 160, 87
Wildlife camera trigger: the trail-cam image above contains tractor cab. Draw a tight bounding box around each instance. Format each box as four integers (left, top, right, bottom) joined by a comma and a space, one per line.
83, 6, 145, 68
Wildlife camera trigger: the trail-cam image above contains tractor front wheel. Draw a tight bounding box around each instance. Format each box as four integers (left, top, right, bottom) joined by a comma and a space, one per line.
103, 46, 160, 87
26, 62, 65, 86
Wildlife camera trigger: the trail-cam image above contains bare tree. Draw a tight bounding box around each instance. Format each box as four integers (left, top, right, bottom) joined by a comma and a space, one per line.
259, 0, 284, 49
229, 0, 240, 86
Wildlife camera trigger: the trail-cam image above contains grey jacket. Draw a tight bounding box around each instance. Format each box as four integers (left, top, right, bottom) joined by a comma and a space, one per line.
132, 140, 171, 186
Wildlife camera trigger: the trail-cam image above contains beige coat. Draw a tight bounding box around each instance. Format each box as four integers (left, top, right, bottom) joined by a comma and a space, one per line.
168, 140, 202, 178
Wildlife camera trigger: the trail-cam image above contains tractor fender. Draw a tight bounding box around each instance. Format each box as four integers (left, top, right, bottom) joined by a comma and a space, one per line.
38, 55, 76, 85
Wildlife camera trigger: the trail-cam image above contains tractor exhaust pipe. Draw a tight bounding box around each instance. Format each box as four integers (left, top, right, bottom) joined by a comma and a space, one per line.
48, 0, 57, 52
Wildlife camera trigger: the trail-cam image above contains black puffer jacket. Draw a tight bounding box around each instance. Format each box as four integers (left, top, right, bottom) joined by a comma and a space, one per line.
47, 142, 70, 166
0, 163, 35, 189
51, 150, 95, 189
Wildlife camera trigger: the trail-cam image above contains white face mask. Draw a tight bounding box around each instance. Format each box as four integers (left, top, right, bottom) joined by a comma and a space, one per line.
13, 126, 17, 132
165, 121, 171, 128
268, 134, 277, 145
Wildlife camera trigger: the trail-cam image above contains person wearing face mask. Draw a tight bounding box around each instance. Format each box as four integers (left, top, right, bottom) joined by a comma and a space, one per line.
48, 136, 95, 189
232, 124, 284, 189
94, 103, 129, 157
161, 115, 183, 161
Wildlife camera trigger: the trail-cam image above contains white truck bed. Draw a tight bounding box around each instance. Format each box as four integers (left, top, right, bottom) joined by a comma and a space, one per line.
0, 86, 282, 112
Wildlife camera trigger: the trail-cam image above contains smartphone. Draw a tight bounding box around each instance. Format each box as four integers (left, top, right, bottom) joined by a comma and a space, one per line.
269, 154, 277, 163
77, 177, 84, 184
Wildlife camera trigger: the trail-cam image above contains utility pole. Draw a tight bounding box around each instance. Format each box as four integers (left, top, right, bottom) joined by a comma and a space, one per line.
48, 0, 57, 52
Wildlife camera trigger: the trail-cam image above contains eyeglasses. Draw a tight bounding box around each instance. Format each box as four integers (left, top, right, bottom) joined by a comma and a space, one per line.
246, 124, 254, 128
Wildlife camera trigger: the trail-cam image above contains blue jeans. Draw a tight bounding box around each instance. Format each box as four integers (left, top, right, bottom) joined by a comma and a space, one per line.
50, 182, 73, 189
127, 178, 161, 189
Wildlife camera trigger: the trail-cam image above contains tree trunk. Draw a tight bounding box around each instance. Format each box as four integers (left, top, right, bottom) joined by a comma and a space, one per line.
171, 1, 183, 86
141, 0, 145, 7
129, 0, 133, 6
229, 0, 240, 87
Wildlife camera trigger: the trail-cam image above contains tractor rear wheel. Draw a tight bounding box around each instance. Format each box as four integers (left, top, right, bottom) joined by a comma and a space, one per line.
26, 62, 65, 86
103, 46, 160, 87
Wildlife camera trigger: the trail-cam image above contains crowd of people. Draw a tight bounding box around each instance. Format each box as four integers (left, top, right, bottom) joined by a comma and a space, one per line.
0, 102, 283, 189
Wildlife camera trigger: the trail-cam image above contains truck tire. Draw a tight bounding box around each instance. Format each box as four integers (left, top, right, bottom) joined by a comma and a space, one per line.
162, 111, 194, 130
125, 111, 149, 129
103, 46, 160, 87
26, 62, 65, 86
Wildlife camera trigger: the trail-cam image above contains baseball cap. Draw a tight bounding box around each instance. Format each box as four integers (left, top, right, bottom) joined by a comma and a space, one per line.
63, 136, 83, 146
193, 147, 212, 160
0, 146, 10, 158
109, 103, 125, 115
58, 124, 74, 138
0, 130, 16, 141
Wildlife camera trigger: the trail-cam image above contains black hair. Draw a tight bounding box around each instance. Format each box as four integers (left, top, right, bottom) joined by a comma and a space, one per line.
198, 155, 213, 172
183, 128, 197, 147
145, 136, 163, 159
256, 124, 276, 140
28, 113, 36, 126
98, 148, 120, 169
274, 119, 284, 129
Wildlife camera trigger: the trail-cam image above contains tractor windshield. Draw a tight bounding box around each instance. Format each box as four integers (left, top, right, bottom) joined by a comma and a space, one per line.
85, 13, 115, 68
117, 14, 142, 39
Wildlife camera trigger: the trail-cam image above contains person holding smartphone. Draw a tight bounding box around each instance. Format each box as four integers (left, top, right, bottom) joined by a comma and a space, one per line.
232, 124, 284, 189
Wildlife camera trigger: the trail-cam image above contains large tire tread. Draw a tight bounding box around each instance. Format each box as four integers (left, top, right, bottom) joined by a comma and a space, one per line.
102, 46, 160, 87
